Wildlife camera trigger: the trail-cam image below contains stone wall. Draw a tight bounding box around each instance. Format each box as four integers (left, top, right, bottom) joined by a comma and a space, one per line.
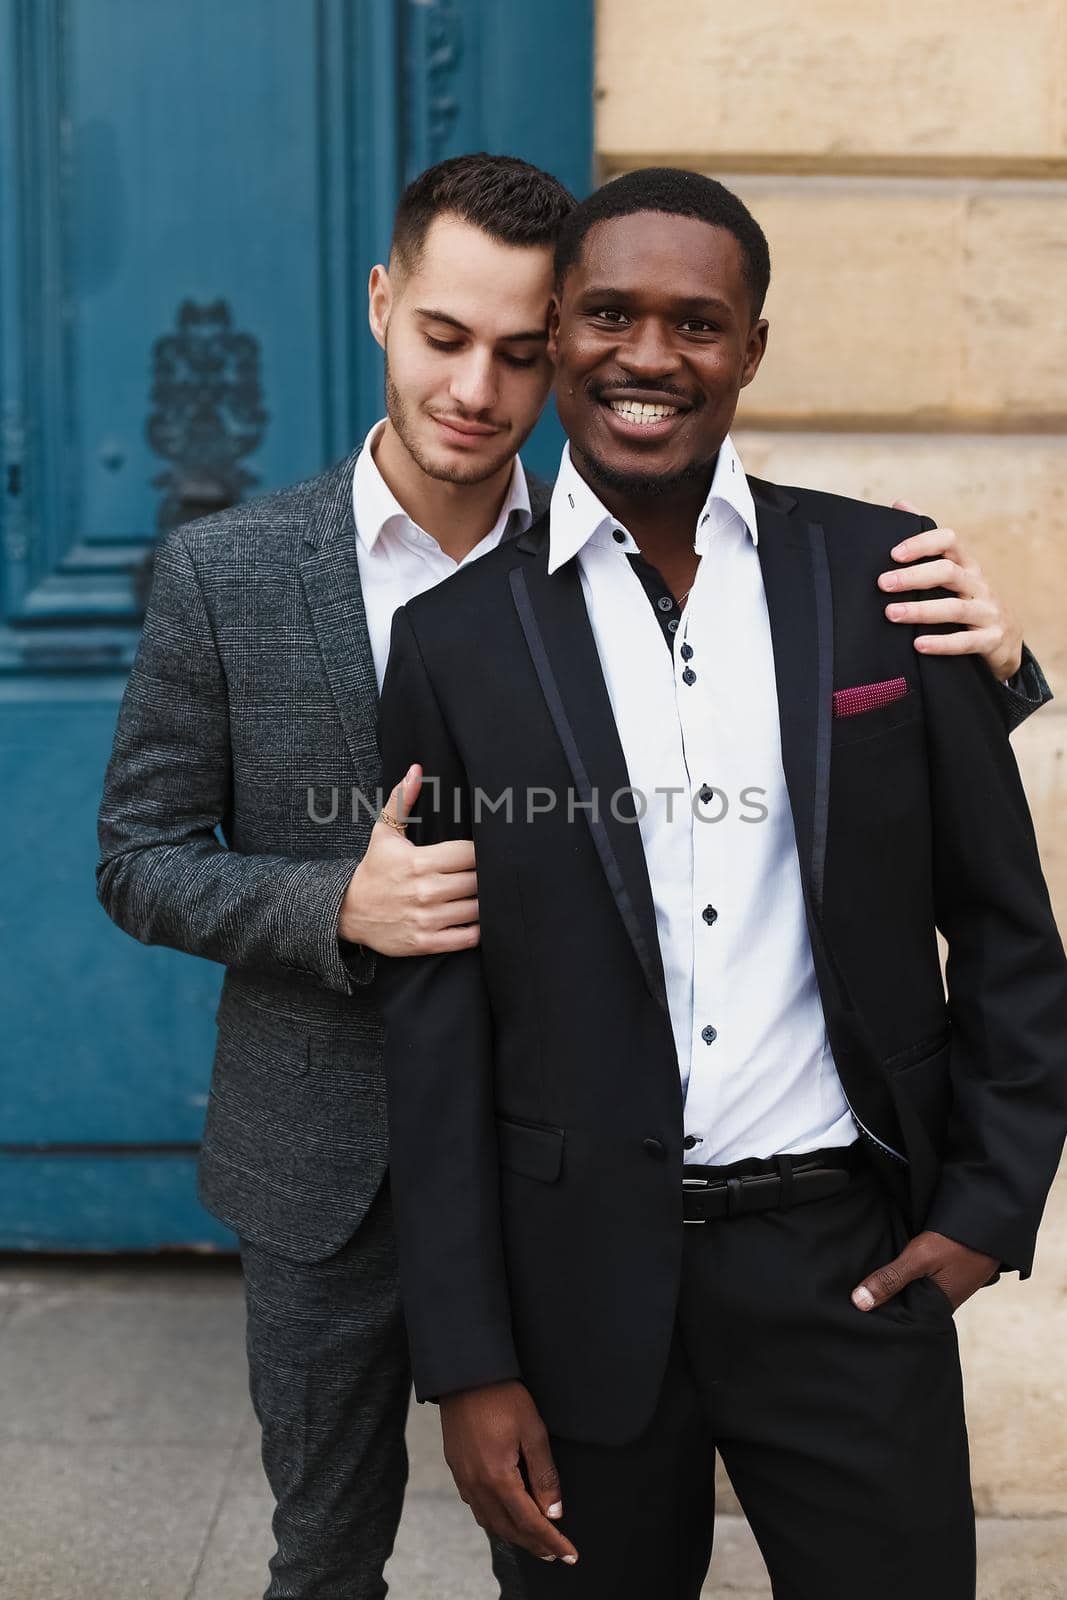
596, 0, 1066, 1518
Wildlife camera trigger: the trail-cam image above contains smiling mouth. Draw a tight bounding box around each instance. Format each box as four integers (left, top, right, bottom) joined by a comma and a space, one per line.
431, 414, 502, 443
605, 399, 684, 426
435, 416, 502, 435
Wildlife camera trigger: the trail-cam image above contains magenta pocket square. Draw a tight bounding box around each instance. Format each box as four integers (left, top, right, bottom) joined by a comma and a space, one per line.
832, 676, 909, 718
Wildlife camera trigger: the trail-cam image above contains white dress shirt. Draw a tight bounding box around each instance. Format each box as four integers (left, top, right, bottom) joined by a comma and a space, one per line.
353, 420, 532, 691
548, 440, 857, 1164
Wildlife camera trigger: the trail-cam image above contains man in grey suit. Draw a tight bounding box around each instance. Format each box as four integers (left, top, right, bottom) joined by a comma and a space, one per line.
96, 152, 1050, 1600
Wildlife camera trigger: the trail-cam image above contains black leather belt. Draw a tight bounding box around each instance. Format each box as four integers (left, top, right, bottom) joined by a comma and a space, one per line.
682, 1143, 865, 1224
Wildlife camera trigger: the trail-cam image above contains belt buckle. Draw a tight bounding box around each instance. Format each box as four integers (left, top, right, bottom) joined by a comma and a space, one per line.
682, 1172, 717, 1225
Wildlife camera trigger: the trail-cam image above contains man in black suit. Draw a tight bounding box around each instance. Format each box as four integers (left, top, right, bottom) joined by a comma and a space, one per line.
376, 168, 1067, 1598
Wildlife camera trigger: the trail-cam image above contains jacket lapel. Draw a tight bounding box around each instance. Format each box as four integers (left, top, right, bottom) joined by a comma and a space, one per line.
526, 469, 554, 522
510, 520, 669, 1012
752, 479, 833, 917
753, 484, 913, 1171
299, 447, 382, 787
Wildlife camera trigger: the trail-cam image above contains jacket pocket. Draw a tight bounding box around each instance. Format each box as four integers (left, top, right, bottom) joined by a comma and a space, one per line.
883, 1037, 953, 1162
882, 1027, 951, 1073
831, 692, 922, 748
215, 999, 311, 1078
497, 1115, 565, 1183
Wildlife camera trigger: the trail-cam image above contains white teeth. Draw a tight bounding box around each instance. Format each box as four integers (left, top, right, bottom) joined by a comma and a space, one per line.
608, 400, 679, 423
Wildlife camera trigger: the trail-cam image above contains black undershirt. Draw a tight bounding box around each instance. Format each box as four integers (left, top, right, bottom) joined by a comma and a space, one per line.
626, 552, 685, 652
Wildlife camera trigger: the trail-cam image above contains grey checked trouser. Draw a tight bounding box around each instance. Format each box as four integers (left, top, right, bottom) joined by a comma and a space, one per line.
240, 1177, 523, 1599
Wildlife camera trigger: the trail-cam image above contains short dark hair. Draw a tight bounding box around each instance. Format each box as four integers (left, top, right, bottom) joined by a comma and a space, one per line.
390, 153, 576, 274
554, 167, 771, 318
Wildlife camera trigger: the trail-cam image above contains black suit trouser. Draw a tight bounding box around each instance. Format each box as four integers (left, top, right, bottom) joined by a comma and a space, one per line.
513, 1160, 976, 1600
240, 1176, 524, 1600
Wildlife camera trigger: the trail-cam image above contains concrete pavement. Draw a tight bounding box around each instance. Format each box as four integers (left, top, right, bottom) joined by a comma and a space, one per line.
0, 1257, 1062, 1599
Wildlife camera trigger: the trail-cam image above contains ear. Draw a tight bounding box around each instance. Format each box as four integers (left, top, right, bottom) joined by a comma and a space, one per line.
546, 295, 562, 364
368, 264, 392, 351
740, 318, 769, 389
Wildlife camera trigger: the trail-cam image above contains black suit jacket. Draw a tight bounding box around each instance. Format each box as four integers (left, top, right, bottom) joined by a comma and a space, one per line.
376, 479, 1067, 1446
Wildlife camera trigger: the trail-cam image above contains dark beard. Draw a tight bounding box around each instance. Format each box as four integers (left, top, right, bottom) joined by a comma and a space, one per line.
576, 443, 718, 500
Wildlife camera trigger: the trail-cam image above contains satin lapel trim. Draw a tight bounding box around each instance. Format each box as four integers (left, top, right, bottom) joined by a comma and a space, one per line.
299, 449, 381, 786
807, 522, 834, 912
508, 559, 669, 1013
754, 502, 833, 917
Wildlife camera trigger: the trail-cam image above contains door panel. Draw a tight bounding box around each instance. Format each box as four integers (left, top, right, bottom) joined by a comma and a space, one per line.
0, 0, 397, 664
0, 686, 219, 1146
70, 0, 326, 541
0, 0, 592, 1248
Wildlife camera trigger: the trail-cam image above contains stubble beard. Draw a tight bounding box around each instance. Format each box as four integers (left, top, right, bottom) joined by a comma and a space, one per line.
575, 439, 719, 501
384, 359, 513, 487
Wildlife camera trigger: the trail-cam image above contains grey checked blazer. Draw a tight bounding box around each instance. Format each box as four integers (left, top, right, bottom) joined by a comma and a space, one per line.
97, 446, 551, 1261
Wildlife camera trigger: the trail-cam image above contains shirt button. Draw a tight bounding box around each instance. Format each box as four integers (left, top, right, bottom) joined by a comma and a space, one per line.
657, 595, 674, 612
701, 1025, 718, 1045
702, 905, 718, 926
667, 618, 679, 633
683, 1134, 701, 1150
612, 528, 627, 544
680, 642, 693, 661
682, 667, 697, 686
642, 1137, 668, 1160
698, 784, 714, 804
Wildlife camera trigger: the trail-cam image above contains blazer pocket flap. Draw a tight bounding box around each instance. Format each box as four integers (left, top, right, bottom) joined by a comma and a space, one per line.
497, 1116, 565, 1183
215, 998, 311, 1077
882, 1028, 951, 1074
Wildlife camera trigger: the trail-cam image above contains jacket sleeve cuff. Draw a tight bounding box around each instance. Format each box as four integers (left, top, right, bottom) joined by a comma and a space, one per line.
999, 643, 1053, 733
275, 857, 372, 995
923, 1191, 1033, 1281
338, 938, 377, 987
412, 1348, 523, 1406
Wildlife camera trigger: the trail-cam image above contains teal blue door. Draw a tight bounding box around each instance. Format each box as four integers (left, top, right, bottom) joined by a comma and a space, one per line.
0, 0, 592, 1248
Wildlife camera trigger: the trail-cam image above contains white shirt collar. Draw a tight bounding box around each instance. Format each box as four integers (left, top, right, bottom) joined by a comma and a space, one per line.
699, 433, 758, 550
547, 434, 757, 576
352, 418, 532, 555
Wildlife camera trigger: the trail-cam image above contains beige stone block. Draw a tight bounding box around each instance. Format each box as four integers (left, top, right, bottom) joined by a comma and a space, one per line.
975, 1518, 1067, 1599
718, 178, 1067, 426
1013, 711, 1067, 925
732, 432, 1067, 698
735, 180, 967, 421
959, 190, 1067, 417
960, 1155, 1067, 1517
596, 0, 1067, 168
702, 1514, 769, 1594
